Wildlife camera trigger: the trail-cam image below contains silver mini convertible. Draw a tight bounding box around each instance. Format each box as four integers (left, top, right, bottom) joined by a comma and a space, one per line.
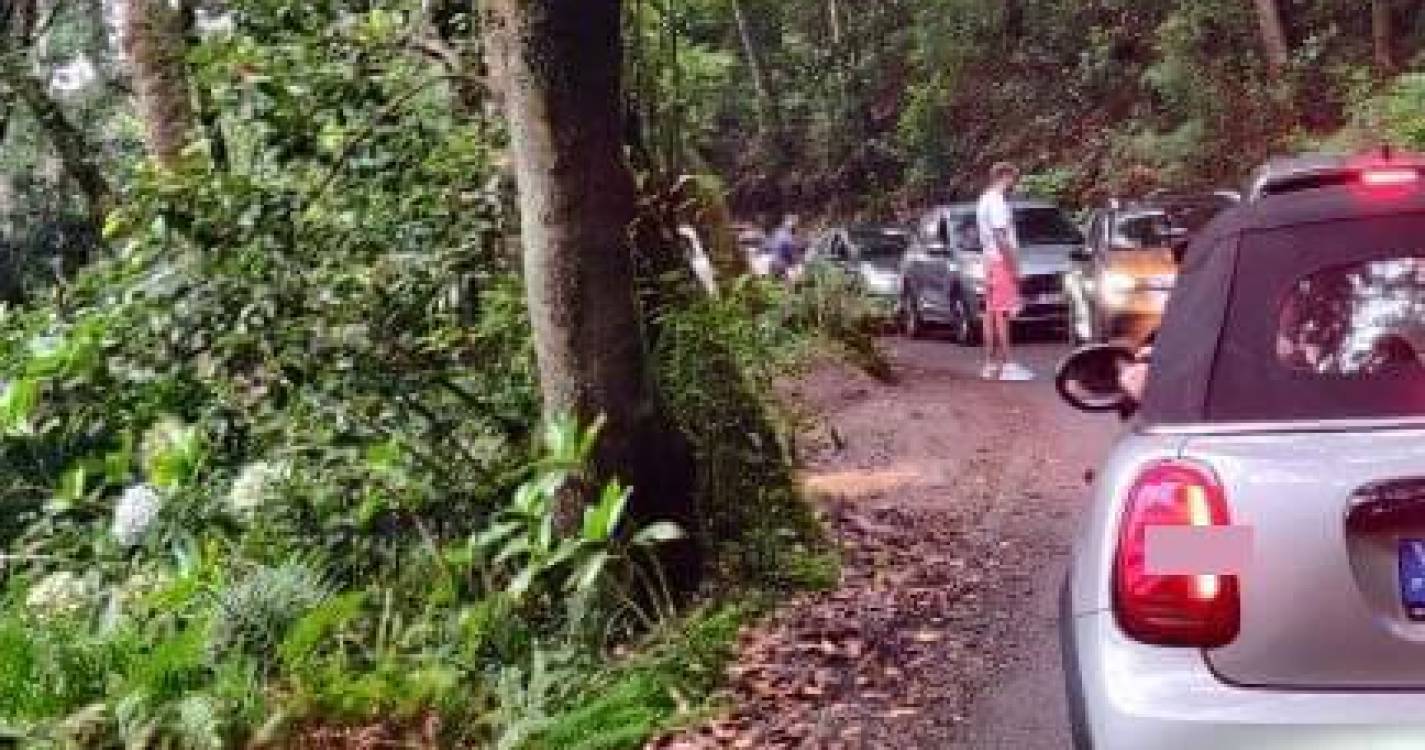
1056, 154, 1425, 749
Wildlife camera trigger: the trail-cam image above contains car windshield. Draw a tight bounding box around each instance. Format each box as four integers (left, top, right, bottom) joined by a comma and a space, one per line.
850, 229, 910, 259
1113, 213, 1177, 249
1015, 208, 1083, 245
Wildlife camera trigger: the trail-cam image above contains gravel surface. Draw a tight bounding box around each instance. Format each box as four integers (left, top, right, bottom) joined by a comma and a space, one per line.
652, 334, 1117, 749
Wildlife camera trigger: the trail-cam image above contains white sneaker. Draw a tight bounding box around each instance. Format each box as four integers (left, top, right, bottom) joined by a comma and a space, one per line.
999, 362, 1035, 382
981, 362, 1001, 380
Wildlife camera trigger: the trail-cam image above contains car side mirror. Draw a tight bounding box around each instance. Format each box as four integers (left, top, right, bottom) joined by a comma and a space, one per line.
1055, 344, 1137, 414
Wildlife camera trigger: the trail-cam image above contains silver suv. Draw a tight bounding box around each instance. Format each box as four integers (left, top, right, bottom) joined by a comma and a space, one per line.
1056, 155, 1425, 749
901, 200, 1082, 343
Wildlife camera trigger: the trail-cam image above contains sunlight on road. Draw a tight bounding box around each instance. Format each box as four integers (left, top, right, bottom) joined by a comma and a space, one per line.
802, 464, 927, 500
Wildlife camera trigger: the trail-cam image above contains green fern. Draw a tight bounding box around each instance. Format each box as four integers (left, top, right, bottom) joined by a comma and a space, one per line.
209, 558, 335, 661
278, 591, 366, 676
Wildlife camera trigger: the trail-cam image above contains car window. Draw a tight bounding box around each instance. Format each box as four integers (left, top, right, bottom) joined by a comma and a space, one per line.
1015, 207, 1084, 245
952, 215, 981, 251
1278, 257, 1425, 377
1113, 213, 1174, 249
849, 230, 910, 259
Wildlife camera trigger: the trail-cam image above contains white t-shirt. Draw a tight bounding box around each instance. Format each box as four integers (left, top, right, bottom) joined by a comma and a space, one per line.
976, 188, 1016, 262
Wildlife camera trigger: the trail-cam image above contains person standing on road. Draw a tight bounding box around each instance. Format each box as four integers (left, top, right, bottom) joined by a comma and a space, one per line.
767, 214, 803, 282
976, 162, 1033, 381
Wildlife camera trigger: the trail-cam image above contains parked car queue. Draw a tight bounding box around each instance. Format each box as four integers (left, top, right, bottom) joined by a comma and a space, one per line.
779, 189, 1234, 349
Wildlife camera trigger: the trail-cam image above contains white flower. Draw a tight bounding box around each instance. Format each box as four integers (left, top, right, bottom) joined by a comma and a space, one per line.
112, 484, 162, 547
227, 460, 289, 518
25, 572, 90, 618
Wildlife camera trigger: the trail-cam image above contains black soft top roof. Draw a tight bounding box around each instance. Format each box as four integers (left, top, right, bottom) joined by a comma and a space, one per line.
1141, 182, 1425, 425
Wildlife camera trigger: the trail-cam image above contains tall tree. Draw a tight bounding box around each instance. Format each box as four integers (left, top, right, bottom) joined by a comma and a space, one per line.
1373, 0, 1395, 73
0, 0, 110, 218
729, 0, 776, 139
120, 0, 194, 169
483, 0, 699, 581
1251, 0, 1290, 77
0, 63, 110, 216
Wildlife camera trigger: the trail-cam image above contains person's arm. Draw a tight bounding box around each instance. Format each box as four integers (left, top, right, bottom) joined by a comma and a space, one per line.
990, 197, 1020, 278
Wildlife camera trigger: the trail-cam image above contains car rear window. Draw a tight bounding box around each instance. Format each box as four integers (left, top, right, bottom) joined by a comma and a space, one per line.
1206, 213, 1425, 422
1278, 258, 1425, 377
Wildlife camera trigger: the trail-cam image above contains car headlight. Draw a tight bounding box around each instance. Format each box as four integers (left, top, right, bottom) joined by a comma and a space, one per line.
1103, 271, 1137, 305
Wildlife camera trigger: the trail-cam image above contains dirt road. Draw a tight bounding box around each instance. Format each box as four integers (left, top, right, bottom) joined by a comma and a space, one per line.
656, 334, 1118, 748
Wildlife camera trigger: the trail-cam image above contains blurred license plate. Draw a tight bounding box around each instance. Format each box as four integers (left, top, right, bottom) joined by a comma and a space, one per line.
1400, 540, 1425, 619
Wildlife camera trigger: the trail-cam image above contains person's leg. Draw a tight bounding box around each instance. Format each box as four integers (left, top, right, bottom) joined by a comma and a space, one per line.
983, 311, 1000, 367
982, 263, 1008, 377
997, 311, 1013, 367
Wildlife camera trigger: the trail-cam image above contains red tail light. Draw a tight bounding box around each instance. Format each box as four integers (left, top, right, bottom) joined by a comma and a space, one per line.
1113, 460, 1239, 647
1360, 168, 1419, 187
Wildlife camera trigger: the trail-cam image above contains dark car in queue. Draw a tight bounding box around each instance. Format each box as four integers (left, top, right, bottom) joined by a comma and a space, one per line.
806, 225, 912, 311
1068, 192, 1238, 346
901, 200, 1083, 343
1054, 152, 1425, 749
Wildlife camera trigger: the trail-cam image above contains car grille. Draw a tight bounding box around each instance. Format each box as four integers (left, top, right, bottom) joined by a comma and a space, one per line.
1021, 274, 1062, 295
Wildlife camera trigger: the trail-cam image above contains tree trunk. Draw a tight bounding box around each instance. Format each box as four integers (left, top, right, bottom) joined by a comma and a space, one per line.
1252, 0, 1290, 77
1373, 0, 1395, 73
120, 0, 194, 169
483, 0, 700, 585
730, 0, 775, 136
1003, 0, 1024, 39
0, 63, 110, 218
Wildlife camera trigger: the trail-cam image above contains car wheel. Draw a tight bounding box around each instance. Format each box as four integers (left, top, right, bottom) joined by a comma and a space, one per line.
901, 289, 927, 339
951, 293, 983, 347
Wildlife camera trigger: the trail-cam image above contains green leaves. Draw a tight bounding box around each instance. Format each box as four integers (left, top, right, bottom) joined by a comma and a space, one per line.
0, 378, 40, 436
140, 418, 207, 491
474, 418, 687, 602
582, 481, 631, 543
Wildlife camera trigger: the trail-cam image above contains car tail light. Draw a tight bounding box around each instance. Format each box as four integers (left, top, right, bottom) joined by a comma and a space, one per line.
1113, 460, 1240, 647
1360, 168, 1419, 187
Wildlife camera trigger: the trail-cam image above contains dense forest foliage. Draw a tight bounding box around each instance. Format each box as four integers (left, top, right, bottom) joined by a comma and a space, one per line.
4, 0, 1425, 746
657, 0, 1425, 216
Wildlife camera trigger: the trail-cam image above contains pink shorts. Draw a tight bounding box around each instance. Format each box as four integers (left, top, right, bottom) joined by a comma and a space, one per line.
985, 259, 1021, 314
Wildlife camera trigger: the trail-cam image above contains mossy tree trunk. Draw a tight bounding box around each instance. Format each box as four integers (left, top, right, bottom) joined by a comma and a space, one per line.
483, 0, 700, 587
121, 0, 194, 169
1373, 0, 1395, 74
1252, 0, 1290, 78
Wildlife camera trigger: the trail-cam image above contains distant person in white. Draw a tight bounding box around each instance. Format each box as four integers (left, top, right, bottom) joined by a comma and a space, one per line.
976, 162, 1032, 381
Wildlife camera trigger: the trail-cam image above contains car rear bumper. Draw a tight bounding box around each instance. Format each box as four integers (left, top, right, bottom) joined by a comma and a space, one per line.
1068, 611, 1425, 749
